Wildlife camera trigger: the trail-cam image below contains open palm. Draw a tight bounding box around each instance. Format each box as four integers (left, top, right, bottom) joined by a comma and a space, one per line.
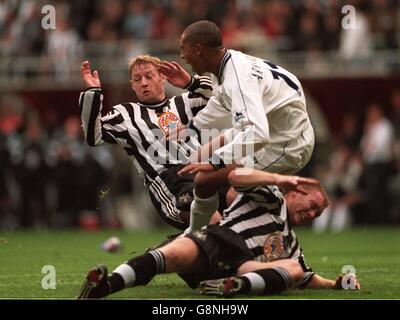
81, 60, 101, 88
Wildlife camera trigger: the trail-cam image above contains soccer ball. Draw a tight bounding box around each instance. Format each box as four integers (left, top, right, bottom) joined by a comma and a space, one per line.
101, 236, 121, 253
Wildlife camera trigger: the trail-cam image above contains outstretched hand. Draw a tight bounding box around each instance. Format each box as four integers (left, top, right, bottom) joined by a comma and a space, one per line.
158, 61, 192, 89
81, 60, 101, 88
275, 175, 320, 193
334, 274, 361, 290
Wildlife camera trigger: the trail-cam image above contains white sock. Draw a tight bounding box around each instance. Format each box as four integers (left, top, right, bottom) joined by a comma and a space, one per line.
112, 263, 136, 287
242, 272, 265, 295
187, 191, 219, 233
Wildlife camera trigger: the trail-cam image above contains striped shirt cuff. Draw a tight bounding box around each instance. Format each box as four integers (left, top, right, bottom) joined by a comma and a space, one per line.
84, 87, 102, 93
209, 153, 226, 171
184, 76, 199, 92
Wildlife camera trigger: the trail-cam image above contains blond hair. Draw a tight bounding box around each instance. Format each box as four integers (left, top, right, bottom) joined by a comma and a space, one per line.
128, 54, 161, 78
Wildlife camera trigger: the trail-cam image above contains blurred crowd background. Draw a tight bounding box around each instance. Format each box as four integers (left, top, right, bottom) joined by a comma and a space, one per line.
0, 0, 399, 231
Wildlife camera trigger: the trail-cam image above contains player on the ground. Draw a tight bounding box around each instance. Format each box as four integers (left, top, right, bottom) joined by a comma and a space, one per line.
77, 168, 360, 299
79, 55, 213, 229
160, 20, 315, 232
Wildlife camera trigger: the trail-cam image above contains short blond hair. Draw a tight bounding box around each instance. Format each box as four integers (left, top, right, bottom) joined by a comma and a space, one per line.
128, 54, 161, 78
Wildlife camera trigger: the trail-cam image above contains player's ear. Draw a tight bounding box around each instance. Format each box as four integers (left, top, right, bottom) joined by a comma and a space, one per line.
195, 43, 203, 56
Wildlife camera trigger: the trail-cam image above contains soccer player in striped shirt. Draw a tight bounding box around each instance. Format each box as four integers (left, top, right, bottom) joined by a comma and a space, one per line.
79, 55, 214, 230
77, 168, 359, 299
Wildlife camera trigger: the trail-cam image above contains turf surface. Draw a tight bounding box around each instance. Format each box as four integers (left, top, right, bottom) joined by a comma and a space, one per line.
0, 227, 399, 299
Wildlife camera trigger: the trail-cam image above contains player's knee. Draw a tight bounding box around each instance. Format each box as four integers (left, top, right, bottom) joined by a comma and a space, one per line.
287, 260, 304, 283
194, 172, 213, 194
160, 238, 199, 272
194, 171, 208, 187
227, 169, 248, 187
227, 170, 237, 186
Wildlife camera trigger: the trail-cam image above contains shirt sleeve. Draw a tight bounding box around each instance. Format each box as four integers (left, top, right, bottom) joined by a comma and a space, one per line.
191, 95, 232, 130
213, 61, 270, 164
184, 75, 213, 99
79, 88, 125, 146
181, 75, 213, 121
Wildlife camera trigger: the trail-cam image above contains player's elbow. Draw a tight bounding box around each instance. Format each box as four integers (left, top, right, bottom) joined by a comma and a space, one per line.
228, 170, 244, 187
86, 137, 97, 147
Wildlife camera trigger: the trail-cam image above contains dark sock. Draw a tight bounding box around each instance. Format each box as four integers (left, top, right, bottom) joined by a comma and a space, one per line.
125, 249, 165, 286
238, 277, 251, 294
107, 273, 125, 294
241, 267, 292, 295
88, 250, 165, 298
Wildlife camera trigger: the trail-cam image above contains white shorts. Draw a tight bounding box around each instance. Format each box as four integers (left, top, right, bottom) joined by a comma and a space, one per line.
239, 124, 315, 175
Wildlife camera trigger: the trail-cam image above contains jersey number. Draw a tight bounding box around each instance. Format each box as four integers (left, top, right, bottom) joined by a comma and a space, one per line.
263, 60, 300, 93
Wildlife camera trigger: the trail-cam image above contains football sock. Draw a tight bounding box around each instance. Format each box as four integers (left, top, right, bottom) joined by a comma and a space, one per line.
187, 191, 219, 232
112, 249, 165, 289
239, 267, 293, 295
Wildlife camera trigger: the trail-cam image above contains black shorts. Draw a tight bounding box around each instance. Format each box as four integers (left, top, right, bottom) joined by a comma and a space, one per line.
179, 225, 254, 288
148, 165, 195, 230
148, 165, 229, 230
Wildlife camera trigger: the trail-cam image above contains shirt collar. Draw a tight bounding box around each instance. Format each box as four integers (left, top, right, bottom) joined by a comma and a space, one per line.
217, 49, 232, 85
137, 99, 169, 110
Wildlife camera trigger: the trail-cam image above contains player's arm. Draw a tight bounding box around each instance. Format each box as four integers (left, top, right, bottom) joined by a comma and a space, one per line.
304, 273, 361, 290
79, 61, 123, 146
228, 168, 319, 192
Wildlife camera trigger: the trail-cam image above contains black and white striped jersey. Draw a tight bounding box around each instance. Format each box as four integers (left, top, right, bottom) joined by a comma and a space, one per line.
79, 75, 212, 183
219, 185, 315, 286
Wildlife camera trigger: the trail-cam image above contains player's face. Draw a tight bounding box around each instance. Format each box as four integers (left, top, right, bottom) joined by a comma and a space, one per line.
130, 63, 165, 104
286, 189, 325, 225
180, 35, 206, 74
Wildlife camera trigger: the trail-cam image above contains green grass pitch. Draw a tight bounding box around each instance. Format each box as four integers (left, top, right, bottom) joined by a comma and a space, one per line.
0, 227, 399, 299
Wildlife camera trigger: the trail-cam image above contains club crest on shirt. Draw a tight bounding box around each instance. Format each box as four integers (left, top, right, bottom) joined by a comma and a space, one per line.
263, 232, 284, 261
158, 112, 182, 134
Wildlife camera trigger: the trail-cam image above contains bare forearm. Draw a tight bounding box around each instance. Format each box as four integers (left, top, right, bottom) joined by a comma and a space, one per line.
190, 134, 225, 163
229, 169, 280, 188
305, 274, 336, 289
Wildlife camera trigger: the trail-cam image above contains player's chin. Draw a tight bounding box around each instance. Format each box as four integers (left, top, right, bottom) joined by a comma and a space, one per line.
291, 215, 303, 226
139, 94, 156, 104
